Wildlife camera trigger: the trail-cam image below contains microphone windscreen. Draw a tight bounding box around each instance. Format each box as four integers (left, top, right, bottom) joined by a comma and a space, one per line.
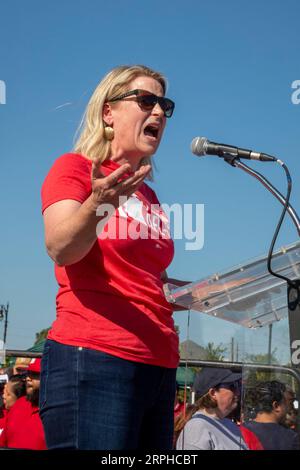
190, 137, 208, 156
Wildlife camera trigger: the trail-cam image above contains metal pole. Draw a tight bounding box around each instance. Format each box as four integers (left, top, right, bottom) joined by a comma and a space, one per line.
231, 337, 234, 362
4, 303, 9, 345
0, 303, 9, 345
268, 323, 273, 364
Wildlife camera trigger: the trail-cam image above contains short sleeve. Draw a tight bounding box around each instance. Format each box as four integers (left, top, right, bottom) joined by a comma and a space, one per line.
41, 153, 92, 213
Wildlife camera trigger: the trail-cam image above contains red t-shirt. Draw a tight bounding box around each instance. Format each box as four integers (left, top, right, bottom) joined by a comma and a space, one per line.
41, 153, 179, 368
0, 409, 8, 442
0, 397, 46, 450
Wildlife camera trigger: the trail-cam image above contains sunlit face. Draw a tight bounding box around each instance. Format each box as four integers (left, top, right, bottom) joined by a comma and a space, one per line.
26, 374, 40, 398
274, 393, 289, 424
285, 390, 295, 413
104, 76, 167, 168
211, 383, 240, 419
2, 382, 18, 410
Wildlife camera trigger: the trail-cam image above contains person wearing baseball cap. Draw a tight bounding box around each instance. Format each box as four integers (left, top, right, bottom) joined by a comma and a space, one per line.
176, 367, 248, 450
13, 357, 31, 375
27, 358, 41, 374
25, 359, 42, 408
0, 357, 46, 450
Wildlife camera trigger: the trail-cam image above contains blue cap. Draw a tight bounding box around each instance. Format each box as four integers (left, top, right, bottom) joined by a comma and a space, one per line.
193, 367, 242, 397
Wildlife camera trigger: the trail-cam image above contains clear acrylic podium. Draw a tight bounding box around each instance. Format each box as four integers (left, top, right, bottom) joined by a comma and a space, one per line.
165, 240, 300, 361
167, 240, 300, 448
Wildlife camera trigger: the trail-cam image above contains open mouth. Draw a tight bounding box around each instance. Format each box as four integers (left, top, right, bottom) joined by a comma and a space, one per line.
144, 124, 159, 139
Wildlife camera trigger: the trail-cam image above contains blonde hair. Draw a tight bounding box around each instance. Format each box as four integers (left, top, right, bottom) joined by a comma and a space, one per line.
73, 65, 167, 177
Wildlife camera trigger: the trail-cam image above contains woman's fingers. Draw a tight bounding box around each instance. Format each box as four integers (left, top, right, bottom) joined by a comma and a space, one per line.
91, 160, 131, 184
91, 161, 151, 208
121, 173, 150, 197
104, 164, 132, 187
114, 165, 151, 192
93, 162, 150, 193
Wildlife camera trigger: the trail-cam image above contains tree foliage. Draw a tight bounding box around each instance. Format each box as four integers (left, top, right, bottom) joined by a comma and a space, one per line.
34, 327, 50, 345
204, 342, 227, 361
244, 349, 278, 366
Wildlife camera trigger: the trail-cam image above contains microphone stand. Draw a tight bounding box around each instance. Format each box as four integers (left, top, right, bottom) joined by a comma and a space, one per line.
222, 153, 300, 367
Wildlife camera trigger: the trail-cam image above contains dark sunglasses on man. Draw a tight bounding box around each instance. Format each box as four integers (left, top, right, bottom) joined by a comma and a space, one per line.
26, 370, 41, 380
108, 89, 175, 118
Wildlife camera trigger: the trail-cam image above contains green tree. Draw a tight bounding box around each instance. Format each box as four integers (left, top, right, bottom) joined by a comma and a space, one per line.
244, 349, 278, 366
243, 349, 280, 385
204, 342, 227, 361
34, 327, 50, 345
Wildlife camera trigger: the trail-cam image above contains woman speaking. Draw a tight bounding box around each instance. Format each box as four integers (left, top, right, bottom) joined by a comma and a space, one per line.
40, 65, 179, 450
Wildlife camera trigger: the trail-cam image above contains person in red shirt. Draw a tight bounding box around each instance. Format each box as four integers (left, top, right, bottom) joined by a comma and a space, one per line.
40, 65, 186, 450
2, 374, 26, 411
0, 373, 27, 440
0, 358, 46, 450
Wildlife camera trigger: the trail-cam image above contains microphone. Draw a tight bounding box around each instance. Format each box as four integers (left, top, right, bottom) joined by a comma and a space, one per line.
191, 137, 276, 162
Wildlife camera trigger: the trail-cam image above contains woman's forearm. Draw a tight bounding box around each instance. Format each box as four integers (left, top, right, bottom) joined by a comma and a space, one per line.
45, 195, 103, 266
45, 162, 152, 266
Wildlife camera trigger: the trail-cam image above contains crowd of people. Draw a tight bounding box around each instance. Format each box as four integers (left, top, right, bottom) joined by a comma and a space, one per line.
0, 358, 46, 449
174, 370, 299, 450
0, 358, 299, 450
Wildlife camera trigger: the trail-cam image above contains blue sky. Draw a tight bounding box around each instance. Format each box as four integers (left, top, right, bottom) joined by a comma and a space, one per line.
0, 0, 299, 362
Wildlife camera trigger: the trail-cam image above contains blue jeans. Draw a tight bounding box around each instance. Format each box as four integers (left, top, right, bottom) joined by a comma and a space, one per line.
39, 339, 176, 450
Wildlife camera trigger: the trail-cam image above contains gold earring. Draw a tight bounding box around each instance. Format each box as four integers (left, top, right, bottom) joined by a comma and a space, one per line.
104, 126, 114, 141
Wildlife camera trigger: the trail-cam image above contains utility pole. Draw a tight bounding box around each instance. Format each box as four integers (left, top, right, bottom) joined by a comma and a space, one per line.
0, 302, 9, 345
231, 337, 234, 362
268, 323, 273, 364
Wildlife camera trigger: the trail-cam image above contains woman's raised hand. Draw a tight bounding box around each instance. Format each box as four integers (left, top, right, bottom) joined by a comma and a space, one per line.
91, 159, 151, 211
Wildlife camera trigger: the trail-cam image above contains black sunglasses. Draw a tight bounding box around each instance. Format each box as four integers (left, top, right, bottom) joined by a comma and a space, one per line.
109, 89, 175, 118
26, 371, 40, 380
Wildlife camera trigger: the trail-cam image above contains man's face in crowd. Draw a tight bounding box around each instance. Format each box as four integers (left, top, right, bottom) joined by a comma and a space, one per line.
26, 371, 40, 406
